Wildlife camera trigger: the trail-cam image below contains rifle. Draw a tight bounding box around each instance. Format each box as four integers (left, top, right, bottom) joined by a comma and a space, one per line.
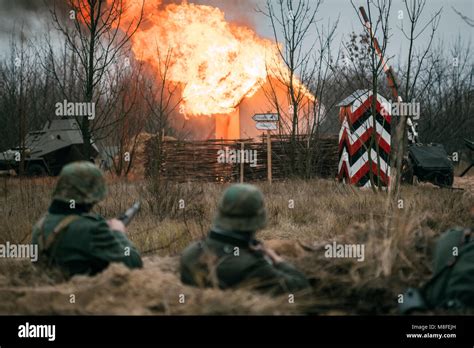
118, 201, 141, 226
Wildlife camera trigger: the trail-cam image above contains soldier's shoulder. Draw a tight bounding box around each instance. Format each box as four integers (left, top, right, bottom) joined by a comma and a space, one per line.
180, 240, 205, 266
438, 226, 469, 243
214, 241, 267, 264
32, 214, 47, 230
182, 240, 204, 256
66, 213, 107, 231
445, 226, 467, 233
240, 248, 270, 265
80, 212, 106, 222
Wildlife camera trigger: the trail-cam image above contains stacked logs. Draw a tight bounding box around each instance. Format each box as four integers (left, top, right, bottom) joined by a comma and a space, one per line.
144, 135, 338, 182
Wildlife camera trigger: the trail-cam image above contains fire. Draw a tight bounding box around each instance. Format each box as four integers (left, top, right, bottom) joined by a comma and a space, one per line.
108, 0, 313, 116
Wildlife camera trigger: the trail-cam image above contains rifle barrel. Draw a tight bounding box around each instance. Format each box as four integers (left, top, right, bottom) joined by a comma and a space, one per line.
119, 201, 141, 226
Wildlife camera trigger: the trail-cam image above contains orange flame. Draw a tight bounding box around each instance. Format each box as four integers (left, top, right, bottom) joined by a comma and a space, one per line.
107, 0, 313, 116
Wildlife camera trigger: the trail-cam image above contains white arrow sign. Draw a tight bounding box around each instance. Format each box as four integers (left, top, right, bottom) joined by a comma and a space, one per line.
252, 113, 279, 122
256, 122, 277, 130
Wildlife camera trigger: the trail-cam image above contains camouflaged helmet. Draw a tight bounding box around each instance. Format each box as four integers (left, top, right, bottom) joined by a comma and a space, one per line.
52, 161, 107, 205
211, 184, 267, 232
432, 227, 468, 275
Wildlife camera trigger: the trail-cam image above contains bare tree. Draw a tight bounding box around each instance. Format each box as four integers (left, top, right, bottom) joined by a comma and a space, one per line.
143, 47, 184, 178
351, 0, 393, 191
105, 58, 147, 176
348, 0, 441, 193
305, 18, 339, 178
391, 0, 441, 195
0, 30, 45, 175
258, 0, 324, 177
452, 6, 474, 27
49, 0, 143, 159
418, 38, 473, 154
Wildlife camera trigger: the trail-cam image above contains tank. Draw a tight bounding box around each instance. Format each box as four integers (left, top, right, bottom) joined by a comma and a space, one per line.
0, 119, 98, 176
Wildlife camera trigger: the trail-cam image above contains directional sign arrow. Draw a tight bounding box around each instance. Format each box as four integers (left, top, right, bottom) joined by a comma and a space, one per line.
256, 122, 278, 130
252, 113, 279, 122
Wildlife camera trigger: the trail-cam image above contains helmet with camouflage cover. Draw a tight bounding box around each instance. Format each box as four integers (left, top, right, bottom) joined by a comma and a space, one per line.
52, 161, 107, 205
211, 184, 267, 232
432, 227, 469, 275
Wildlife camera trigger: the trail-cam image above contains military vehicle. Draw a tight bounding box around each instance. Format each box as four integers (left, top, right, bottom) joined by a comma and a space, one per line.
402, 143, 454, 187
0, 119, 98, 176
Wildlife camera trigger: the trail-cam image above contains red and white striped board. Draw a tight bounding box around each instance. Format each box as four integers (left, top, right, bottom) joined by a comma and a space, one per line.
337, 90, 391, 187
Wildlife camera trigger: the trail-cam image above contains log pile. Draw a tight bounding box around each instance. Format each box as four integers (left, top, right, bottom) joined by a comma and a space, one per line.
144, 135, 338, 182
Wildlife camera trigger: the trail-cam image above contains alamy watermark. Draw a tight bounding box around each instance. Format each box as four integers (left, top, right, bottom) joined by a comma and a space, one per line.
217, 147, 257, 167
0, 242, 38, 262
381, 99, 420, 120
324, 241, 365, 262
55, 99, 96, 120
18, 322, 55, 341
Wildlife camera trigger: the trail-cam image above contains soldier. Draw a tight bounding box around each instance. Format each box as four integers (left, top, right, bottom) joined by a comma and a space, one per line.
400, 207, 474, 313
32, 161, 142, 277
422, 224, 474, 310
180, 183, 310, 295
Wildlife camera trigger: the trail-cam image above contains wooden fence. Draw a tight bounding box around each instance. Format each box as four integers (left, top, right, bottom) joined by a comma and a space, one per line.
144, 135, 338, 182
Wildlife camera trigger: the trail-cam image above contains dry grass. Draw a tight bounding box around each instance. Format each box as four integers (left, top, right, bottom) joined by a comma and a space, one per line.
0, 175, 472, 315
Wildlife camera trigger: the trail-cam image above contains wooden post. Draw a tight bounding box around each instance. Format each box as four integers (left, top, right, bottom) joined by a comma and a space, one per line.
240, 142, 244, 183
267, 130, 272, 184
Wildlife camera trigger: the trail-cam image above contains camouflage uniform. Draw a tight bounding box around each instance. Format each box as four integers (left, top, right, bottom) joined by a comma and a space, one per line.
422, 226, 474, 309
180, 184, 310, 295
32, 161, 142, 277
400, 226, 474, 314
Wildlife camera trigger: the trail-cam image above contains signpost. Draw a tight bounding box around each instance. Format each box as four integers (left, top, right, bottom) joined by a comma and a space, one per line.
255, 122, 277, 131
252, 113, 279, 122
240, 142, 244, 183
253, 113, 279, 184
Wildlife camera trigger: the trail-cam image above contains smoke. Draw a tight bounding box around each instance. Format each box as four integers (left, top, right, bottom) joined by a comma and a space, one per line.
0, 0, 260, 37
1, 0, 51, 12
0, 0, 54, 32
0, 0, 261, 56
0, 0, 63, 55
191, 0, 260, 28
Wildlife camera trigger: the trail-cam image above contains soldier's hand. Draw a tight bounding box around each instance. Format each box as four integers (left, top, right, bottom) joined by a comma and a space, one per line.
252, 243, 284, 264
264, 247, 284, 264
107, 218, 126, 233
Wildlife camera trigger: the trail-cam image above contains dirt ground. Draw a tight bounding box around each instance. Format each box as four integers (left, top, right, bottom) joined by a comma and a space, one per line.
0, 176, 472, 315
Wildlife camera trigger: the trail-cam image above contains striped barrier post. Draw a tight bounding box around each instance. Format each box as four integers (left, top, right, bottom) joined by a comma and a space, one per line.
337, 90, 391, 188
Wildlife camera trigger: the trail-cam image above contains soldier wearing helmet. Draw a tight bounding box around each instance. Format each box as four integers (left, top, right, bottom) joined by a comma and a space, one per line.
32, 161, 142, 277
180, 184, 310, 295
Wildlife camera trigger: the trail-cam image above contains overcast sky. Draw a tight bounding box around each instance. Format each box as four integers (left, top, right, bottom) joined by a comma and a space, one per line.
0, 0, 472, 65
214, 0, 473, 66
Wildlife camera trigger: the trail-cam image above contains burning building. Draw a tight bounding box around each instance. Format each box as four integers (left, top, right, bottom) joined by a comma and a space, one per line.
114, 0, 315, 140
213, 77, 315, 139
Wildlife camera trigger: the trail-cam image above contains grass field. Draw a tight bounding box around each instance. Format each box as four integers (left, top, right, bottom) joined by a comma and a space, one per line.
0, 175, 472, 315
